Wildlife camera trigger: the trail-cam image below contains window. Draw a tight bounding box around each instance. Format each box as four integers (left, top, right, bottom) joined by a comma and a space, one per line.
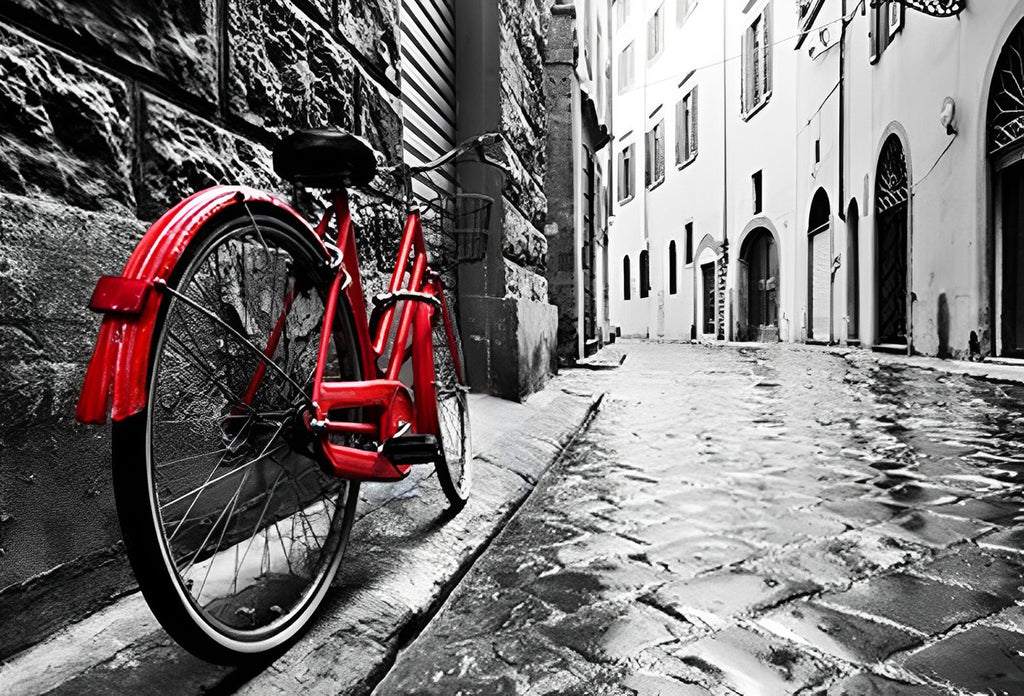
645, 120, 665, 188
870, 0, 903, 63
752, 170, 763, 214
623, 255, 631, 300
639, 250, 650, 298
617, 143, 635, 202
685, 222, 694, 264
740, 4, 772, 118
677, 0, 697, 26
618, 42, 635, 91
615, 0, 630, 28
647, 6, 664, 62
796, 0, 824, 34
675, 87, 698, 166
669, 241, 678, 295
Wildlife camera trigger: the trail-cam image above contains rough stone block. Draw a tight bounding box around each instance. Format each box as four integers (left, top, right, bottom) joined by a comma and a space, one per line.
502, 200, 547, 271
0, 193, 145, 651
7, 0, 217, 101
759, 601, 920, 664
460, 294, 556, 400
820, 573, 1011, 635
338, 0, 400, 77
904, 625, 1024, 693
0, 23, 133, 212
228, 0, 402, 160
503, 258, 548, 303
138, 93, 280, 219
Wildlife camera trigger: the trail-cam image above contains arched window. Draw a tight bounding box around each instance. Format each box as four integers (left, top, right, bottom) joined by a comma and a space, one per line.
623, 255, 631, 300
668, 241, 678, 295
639, 250, 650, 298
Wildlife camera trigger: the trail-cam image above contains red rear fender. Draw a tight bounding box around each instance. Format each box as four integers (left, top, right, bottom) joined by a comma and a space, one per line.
76, 186, 327, 424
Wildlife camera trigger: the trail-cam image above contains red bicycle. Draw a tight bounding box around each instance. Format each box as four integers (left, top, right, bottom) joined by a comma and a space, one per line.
75, 130, 499, 662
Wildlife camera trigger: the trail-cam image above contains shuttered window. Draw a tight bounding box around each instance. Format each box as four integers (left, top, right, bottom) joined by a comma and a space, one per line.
618, 143, 635, 202
400, 0, 456, 199
677, 0, 697, 26
740, 3, 772, 118
647, 5, 664, 62
645, 120, 664, 188
619, 42, 635, 91
675, 86, 698, 166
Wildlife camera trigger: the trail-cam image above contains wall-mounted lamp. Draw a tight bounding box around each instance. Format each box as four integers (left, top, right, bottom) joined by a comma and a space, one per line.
939, 97, 958, 136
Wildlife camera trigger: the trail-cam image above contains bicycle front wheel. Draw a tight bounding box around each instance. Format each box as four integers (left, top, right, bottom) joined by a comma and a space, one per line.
112, 206, 363, 662
432, 305, 472, 508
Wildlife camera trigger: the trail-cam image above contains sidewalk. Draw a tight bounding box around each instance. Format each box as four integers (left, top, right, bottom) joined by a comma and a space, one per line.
0, 368, 607, 696
658, 336, 1024, 386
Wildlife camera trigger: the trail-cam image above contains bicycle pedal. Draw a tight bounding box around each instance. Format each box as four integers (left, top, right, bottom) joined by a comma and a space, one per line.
379, 434, 439, 465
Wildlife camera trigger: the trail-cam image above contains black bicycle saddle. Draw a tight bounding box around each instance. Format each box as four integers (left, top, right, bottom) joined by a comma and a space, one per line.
273, 129, 378, 188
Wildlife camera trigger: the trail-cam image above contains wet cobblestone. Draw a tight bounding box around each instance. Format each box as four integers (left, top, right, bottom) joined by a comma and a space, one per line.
375, 342, 1024, 695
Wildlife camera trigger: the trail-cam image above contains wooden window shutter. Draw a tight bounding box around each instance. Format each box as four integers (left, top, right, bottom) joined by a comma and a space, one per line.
690, 87, 699, 156
628, 144, 635, 195
617, 150, 624, 200
656, 122, 664, 181
762, 4, 773, 95
740, 31, 749, 114
675, 98, 685, 164
644, 132, 650, 186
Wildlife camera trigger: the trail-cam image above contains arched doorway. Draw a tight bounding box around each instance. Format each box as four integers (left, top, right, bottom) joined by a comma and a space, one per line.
847, 199, 861, 341
875, 134, 909, 347
989, 18, 1024, 356
738, 228, 779, 342
807, 189, 832, 342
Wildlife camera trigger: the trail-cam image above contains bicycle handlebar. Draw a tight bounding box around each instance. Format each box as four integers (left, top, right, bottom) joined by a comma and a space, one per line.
387, 132, 504, 177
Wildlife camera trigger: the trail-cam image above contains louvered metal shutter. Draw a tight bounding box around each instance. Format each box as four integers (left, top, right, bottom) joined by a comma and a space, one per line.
400, 0, 456, 201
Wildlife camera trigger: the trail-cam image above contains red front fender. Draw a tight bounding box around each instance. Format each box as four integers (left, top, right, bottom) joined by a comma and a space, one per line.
76, 186, 327, 425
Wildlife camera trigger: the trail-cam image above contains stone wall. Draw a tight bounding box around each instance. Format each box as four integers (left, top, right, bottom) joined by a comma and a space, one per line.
454, 0, 558, 401
543, 3, 580, 364
0, 0, 402, 658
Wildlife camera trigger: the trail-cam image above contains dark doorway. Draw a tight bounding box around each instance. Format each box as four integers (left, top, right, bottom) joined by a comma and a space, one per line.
989, 18, 1024, 356
807, 188, 832, 343
738, 229, 779, 342
875, 135, 909, 346
701, 261, 715, 334
639, 250, 650, 298
1000, 161, 1024, 355
847, 200, 860, 341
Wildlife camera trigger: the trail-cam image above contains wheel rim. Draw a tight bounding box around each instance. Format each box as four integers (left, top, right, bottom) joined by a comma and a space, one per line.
433, 314, 471, 502
146, 215, 358, 644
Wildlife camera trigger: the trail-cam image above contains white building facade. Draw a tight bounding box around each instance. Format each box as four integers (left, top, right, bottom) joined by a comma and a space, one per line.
609, 0, 1024, 362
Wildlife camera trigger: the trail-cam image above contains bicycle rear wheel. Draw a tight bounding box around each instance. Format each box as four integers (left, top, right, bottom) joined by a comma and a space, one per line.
432, 305, 472, 508
112, 206, 363, 662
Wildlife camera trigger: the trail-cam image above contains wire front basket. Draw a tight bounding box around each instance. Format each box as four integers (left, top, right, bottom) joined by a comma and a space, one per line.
421, 192, 493, 268
452, 193, 493, 262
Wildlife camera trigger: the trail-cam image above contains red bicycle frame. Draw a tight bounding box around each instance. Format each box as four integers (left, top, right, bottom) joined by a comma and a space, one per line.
292, 188, 463, 481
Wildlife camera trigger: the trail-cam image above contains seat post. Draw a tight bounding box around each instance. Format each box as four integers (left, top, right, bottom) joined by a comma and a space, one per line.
332, 188, 352, 249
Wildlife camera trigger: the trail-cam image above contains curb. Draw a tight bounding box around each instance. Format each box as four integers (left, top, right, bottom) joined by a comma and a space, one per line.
0, 386, 604, 696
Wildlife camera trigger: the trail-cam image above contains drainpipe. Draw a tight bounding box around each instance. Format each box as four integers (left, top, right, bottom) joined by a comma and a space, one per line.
721, 0, 729, 340
838, 0, 848, 223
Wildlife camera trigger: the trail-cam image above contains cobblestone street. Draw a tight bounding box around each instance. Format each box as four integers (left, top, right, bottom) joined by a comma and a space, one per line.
377, 341, 1024, 695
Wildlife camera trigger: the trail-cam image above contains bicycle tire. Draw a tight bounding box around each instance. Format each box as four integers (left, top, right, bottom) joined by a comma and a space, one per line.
431, 304, 472, 508
112, 206, 363, 663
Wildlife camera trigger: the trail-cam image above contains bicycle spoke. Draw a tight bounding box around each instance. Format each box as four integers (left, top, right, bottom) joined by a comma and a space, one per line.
160, 423, 287, 512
